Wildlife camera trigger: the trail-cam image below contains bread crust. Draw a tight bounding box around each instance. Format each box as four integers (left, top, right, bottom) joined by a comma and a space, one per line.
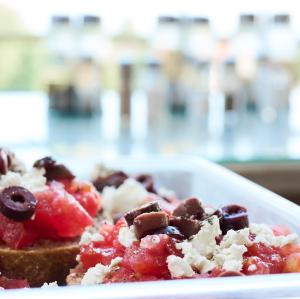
0, 242, 79, 287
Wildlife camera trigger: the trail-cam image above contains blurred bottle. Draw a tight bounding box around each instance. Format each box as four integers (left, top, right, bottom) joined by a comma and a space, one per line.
71, 15, 102, 115
154, 16, 185, 116
119, 58, 133, 121
253, 56, 292, 123
208, 62, 225, 137
235, 14, 260, 81
185, 16, 215, 61
222, 59, 244, 127
78, 15, 102, 62
267, 14, 297, 64
234, 14, 260, 111
142, 58, 168, 125
186, 59, 210, 124
47, 15, 74, 112
72, 57, 101, 115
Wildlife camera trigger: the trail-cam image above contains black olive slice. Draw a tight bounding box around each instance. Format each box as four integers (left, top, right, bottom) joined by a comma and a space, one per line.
0, 186, 37, 221
92, 171, 128, 192
34, 156, 75, 182
219, 204, 249, 234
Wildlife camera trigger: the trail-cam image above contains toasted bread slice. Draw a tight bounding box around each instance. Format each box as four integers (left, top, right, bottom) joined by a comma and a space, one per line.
0, 241, 79, 287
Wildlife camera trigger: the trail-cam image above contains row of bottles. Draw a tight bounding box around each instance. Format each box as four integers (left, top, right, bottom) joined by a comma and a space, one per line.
44, 12, 300, 136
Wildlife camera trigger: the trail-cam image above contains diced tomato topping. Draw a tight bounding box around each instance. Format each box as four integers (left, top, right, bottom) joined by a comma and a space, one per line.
123, 243, 170, 277
103, 267, 160, 283
29, 182, 93, 238
0, 181, 94, 249
283, 252, 300, 273
243, 256, 270, 275
63, 180, 101, 217
122, 235, 179, 278
80, 242, 122, 269
243, 243, 284, 274
0, 214, 37, 249
0, 276, 29, 289
280, 244, 300, 257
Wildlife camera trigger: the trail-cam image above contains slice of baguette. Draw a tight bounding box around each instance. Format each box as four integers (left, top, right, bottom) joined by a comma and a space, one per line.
0, 241, 79, 287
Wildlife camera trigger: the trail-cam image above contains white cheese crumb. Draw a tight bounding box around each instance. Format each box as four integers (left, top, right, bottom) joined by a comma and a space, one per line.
191, 216, 221, 258
79, 231, 104, 245
102, 178, 148, 217
214, 244, 247, 272
248, 264, 257, 272
177, 241, 215, 273
250, 223, 298, 247
167, 255, 195, 278
0, 168, 46, 193
118, 226, 138, 247
81, 257, 122, 285
76, 254, 80, 262
220, 228, 252, 248
81, 263, 108, 285
41, 281, 58, 288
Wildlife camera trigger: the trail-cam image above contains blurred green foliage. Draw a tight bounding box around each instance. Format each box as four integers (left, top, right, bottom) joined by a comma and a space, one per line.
0, 4, 46, 90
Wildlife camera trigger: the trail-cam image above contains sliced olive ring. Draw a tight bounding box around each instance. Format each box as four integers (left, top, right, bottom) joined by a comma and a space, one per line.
219, 204, 249, 234
0, 186, 37, 221
34, 156, 75, 182
92, 171, 128, 192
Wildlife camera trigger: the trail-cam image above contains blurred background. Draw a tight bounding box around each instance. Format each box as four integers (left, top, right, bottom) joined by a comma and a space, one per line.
1, 0, 300, 202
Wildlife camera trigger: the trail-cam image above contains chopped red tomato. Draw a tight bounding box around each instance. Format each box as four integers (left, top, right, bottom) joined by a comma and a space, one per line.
64, 180, 101, 217
0, 214, 37, 249
122, 235, 179, 278
30, 182, 93, 238
80, 242, 122, 269
0, 276, 29, 289
0, 182, 93, 249
243, 243, 284, 274
283, 252, 300, 273
280, 244, 300, 257
103, 267, 160, 283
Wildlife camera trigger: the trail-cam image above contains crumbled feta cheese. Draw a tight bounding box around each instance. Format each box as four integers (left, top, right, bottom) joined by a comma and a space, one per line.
191, 216, 221, 258
79, 230, 104, 245
177, 241, 215, 273
167, 255, 195, 278
81, 263, 108, 285
250, 223, 298, 247
110, 256, 123, 268
81, 257, 122, 285
76, 254, 80, 262
248, 264, 257, 272
118, 226, 138, 247
220, 228, 252, 248
41, 281, 58, 288
0, 168, 46, 193
214, 244, 247, 272
102, 178, 148, 217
